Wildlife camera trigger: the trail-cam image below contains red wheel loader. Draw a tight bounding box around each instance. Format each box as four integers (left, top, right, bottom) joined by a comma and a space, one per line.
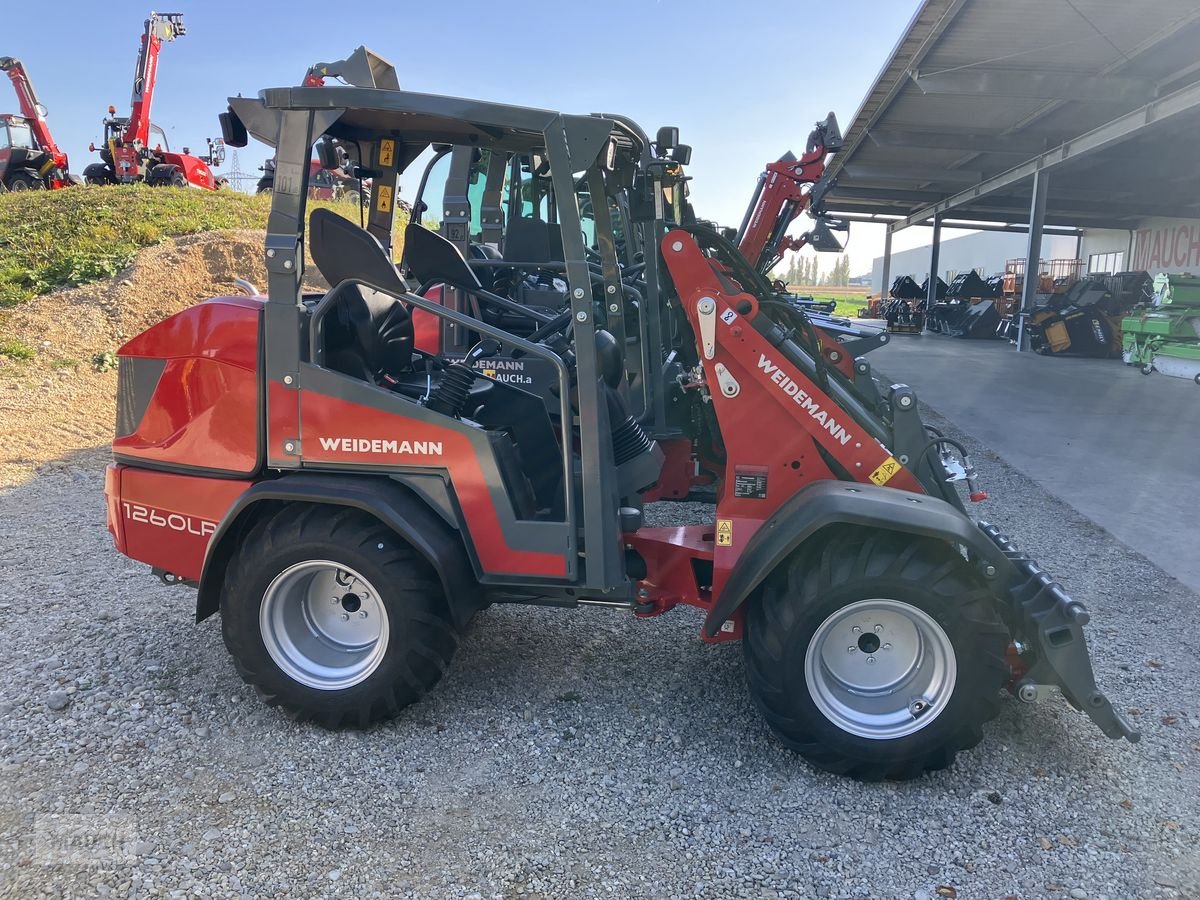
83, 13, 225, 190
0, 57, 74, 191
103, 57, 1137, 780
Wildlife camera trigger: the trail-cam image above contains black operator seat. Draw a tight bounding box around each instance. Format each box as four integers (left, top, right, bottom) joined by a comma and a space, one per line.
403, 223, 557, 332
502, 216, 553, 265
308, 208, 415, 382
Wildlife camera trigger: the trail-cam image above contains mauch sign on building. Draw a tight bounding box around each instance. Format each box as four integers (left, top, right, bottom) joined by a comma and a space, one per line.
1133, 218, 1200, 272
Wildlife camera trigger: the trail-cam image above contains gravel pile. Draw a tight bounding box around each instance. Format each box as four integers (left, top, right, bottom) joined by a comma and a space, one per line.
0, 414, 1197, 898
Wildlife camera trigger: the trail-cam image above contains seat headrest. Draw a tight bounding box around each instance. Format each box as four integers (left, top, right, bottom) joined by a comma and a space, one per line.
503, 217, 552, 264
309, 208, 409, 298
403, 223, 482, 290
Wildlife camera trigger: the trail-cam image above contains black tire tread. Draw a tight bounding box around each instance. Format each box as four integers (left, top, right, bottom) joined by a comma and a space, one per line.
220, 504, 456, 729
744, 526, 1010, 781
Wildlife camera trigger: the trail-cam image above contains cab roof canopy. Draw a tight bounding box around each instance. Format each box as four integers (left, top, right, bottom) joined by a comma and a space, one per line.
227, 85, 643, 168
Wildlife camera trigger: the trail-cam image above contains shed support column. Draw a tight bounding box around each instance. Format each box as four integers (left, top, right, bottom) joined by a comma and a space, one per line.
926, 216, 942, 325
1016, 169, 1049, 352
880, 227, 893, 299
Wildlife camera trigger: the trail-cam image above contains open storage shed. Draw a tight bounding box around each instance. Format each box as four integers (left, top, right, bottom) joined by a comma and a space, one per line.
814, 0, 1200, 591
815, 0, 1200, 340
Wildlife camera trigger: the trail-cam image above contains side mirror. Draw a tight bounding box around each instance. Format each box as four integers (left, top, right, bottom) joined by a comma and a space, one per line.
671, 144, 692, 165
218, 109, 248, 147
602, 137, 618, 172
316, 136, 340, 170
655, 126, 678, 152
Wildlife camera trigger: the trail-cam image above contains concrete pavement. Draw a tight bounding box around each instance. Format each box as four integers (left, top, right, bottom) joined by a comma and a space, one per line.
870, 332, 1200, 591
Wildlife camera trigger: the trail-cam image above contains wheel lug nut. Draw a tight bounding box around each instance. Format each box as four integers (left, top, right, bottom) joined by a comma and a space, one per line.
359, 611, 368, 619
340, 613, 349, 621
867, 656, 876, 664
851, 625, 861, 634
847, 646, 856, 653
331, 597, 340, 604
874, 624, 883, 633
884, 643, 892, 650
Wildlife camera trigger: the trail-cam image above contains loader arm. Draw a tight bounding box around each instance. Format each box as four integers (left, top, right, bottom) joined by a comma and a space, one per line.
735, 113, 843, 275
0, 57, 67, 171
122, 12, 186, 148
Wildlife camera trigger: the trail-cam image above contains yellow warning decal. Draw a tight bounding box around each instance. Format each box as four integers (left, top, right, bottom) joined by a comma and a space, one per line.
379, 139, 395, 168
716, 518, 733, 547
375, 184, 393, 213
869, 456, 902, 486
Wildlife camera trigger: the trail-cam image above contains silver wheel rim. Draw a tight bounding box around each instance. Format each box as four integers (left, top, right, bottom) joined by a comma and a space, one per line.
259, 560, 389, 691
804, 598, 957, 740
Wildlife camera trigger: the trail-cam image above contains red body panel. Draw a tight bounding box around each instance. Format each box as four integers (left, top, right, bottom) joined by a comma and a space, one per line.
159, 152, 217, 190
116, 297, 261, 474
640, 437, 701, 502
106, 464, 251, 581
661, 229, 926, 604
414, 285, 444, 353
298, 391, 567, 577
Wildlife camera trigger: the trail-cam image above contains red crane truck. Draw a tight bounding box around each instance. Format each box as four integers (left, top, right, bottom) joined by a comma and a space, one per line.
82, 12, 225, 190
0, 57, 73, 191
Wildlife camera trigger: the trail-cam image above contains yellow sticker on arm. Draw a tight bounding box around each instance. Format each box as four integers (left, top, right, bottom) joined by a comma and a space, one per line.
868, 456, 902, 486
379, 139, 395, 168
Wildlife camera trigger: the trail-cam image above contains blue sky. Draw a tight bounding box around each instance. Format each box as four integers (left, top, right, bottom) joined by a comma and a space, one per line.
9, 0, 927, 275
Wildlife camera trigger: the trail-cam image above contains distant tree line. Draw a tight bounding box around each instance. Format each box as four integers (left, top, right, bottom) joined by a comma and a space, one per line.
774, 252, 852, 287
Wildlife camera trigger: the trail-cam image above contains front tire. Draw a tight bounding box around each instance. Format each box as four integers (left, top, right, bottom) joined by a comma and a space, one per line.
743, 527, 1009, 780
220, 505, 457, 728
82, 163, 112, 186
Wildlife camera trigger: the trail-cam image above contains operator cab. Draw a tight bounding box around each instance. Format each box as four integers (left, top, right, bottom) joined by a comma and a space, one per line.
0, 116, 35, 150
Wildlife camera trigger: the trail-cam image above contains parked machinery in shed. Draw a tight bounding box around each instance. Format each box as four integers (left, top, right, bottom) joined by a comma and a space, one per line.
103, 55, 1137, 781
83, 12, 225, 190
1123, 273, 1200, 380
0, 57, 74, 191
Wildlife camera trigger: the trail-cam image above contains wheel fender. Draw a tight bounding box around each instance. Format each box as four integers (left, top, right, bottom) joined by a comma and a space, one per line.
704, 480, 1014, 637
196, 473, 481, 631
82, 163, 111, 184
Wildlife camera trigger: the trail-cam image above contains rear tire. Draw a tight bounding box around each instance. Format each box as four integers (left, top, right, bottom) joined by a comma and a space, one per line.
168, 171, 187, 188
6, 171, 43, 191
220, 505, 457, 728
743, 527, 1009, 780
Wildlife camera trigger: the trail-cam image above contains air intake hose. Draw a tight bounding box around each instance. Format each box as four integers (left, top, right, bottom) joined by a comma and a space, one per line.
604, 382, 653, 465
425, 339, 501, 419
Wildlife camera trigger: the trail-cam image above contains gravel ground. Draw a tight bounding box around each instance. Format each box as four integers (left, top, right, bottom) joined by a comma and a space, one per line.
1, 416, 1197, 899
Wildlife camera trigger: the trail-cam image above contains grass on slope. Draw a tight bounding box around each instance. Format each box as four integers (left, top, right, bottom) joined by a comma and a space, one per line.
0, 186, 400, 309
0, 186, 275, 307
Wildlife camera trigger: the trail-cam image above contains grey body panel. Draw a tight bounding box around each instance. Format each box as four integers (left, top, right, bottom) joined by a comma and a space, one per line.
705, 480, 1010, 637
196, 473, 481, 630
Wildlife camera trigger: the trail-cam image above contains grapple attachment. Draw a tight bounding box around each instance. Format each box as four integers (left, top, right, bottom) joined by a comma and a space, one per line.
980, 522, 1140, 743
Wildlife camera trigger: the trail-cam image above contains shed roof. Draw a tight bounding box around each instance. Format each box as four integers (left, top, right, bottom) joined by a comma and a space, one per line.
817, 0, 1200, 230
